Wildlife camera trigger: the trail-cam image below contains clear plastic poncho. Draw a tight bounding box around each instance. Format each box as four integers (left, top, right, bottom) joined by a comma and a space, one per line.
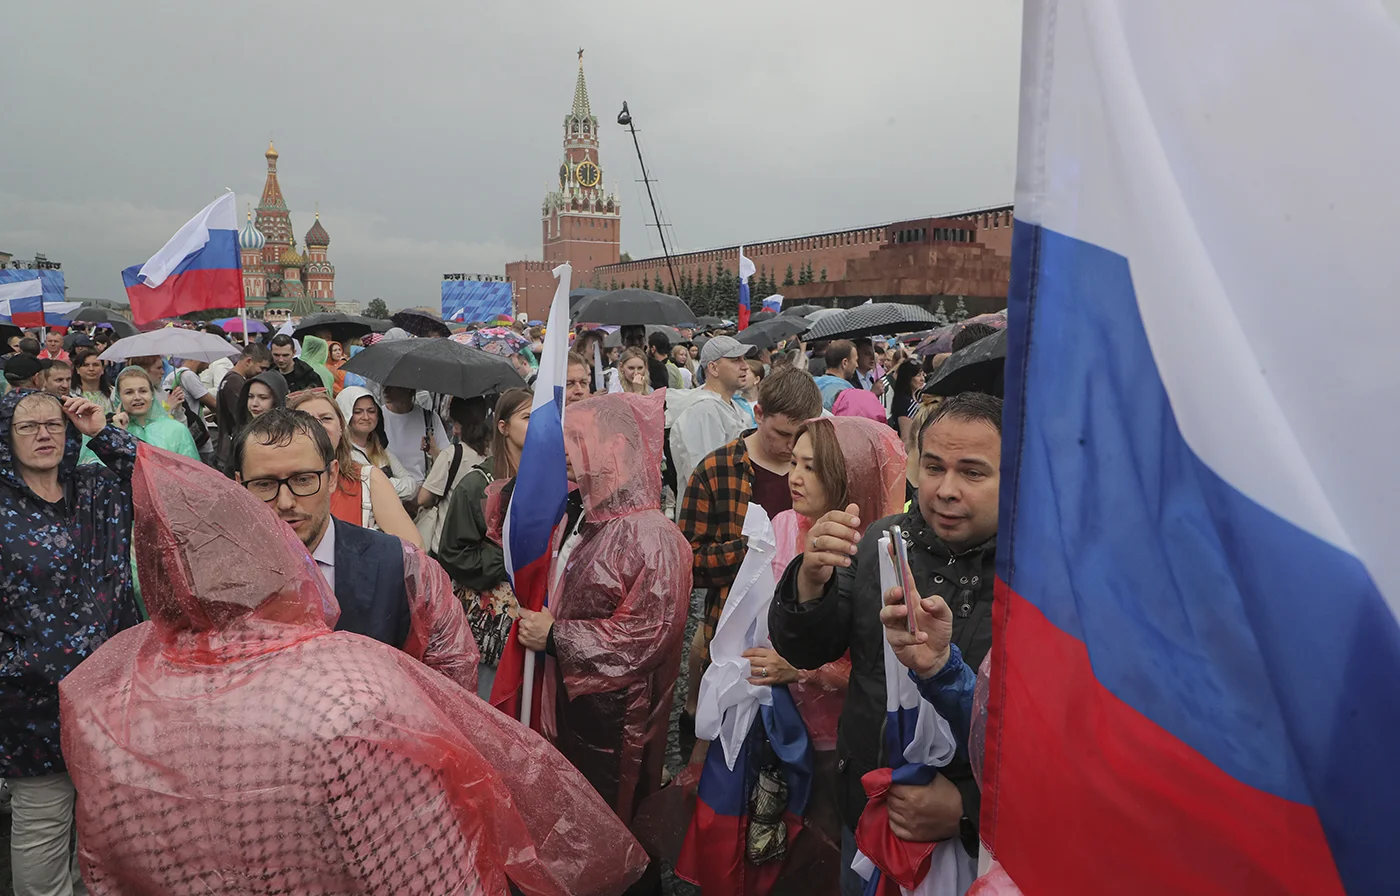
59, 444, 648, 895
549, 389, 693, 824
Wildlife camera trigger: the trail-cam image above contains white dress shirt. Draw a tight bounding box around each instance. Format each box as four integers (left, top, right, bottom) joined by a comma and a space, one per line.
310, 516, 336, 593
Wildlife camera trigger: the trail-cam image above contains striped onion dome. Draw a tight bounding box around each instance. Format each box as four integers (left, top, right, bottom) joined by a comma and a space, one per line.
304, 213, 330, 248
239, 212, 266, 250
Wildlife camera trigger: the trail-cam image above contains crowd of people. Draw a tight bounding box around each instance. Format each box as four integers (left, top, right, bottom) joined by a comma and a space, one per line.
0, 310, 1006, 895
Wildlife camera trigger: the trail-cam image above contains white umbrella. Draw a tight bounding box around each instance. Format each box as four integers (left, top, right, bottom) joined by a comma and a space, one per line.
99, 329, 240, 363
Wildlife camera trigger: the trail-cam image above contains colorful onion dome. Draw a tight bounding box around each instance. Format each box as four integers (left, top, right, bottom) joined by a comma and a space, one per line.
280, 242, 304, 268
239, 211, 266, 251
304, 213, 330, 248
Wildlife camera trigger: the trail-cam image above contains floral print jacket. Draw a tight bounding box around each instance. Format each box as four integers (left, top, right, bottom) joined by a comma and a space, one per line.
0, 388, 139, 778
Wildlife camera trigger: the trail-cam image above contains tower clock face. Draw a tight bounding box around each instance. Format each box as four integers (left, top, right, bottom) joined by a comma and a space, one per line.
577, 161, 601, 188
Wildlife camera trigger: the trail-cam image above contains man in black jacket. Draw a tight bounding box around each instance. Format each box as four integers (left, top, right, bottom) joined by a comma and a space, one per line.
268, 334, 323, 394
768, 392, 1001, 896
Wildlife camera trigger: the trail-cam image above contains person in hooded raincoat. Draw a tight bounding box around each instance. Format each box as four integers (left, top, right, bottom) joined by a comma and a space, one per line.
299, 334, 336, 393
0, 389, 137, 895
59, 444, 650, 896
113, 366, 199, 461
515, 389, 692, 829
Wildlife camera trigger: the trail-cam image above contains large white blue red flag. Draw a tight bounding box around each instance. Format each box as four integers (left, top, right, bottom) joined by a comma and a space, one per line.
493, 262, 572, 724
122, 192, 243, 325
985, 2, 1400, 894
0, 276, 46, 327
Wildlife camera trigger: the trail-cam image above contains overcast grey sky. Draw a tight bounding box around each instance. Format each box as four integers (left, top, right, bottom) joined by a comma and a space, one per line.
0, 0, 1022, 308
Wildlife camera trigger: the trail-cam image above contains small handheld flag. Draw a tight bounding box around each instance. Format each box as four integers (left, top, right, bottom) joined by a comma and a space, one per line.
737, 248, 756, 331
122, 193, 243, 325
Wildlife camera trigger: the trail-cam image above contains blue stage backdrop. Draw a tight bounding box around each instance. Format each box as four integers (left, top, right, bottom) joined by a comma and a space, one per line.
442, 279, 513, 323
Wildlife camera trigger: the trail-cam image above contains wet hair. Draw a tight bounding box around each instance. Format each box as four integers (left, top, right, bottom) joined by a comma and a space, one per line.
492, 388, 533, 478
241, 343, 273, 364
952, 323, 997, 353
233, 408, 336, 478
115, 366, 154, 392
448, 396, 493, 455
918, 391, 1003, 450
269, 334, 295, 349
824, 340, 856, 369
794, 417, 849, 515
756, 366, 822, 422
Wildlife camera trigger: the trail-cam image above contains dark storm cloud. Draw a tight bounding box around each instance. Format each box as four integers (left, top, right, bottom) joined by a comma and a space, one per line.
0, 0, 1021, 307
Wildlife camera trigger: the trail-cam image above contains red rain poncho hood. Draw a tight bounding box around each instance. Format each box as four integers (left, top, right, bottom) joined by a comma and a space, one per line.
59, 444, 647, 895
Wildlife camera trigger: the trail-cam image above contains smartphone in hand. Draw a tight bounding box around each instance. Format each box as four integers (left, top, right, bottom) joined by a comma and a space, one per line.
888, 526, 919, 634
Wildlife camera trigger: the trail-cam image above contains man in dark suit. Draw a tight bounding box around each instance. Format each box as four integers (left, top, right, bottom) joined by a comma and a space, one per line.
233, 409, 478, 690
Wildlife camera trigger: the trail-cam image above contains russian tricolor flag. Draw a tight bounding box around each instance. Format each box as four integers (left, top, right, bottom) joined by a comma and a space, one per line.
983, 2, 1400, 894
122, 192, 243, 325
761, 294, 784, 314
492, 262, 572, 725
737, 247, 756, 331
0, 276, 46, 327
852, 535, 974, 896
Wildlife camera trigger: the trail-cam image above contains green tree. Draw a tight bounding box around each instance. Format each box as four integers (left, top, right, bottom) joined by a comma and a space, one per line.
931, 298, 950, 327
642, 274, 651, 291
620, 251, 633, 263
950, 297, 970, 323
365, 298, 390, 320
819, 268, 828, 282
798, 261, 813, 285
610, 277, 619, 290
783, 264, 795, 286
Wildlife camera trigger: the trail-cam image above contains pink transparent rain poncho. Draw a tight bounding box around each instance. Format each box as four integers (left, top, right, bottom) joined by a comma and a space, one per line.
771, 416, 908, 749
547, 389, 693, 825
59, 444, 648, 895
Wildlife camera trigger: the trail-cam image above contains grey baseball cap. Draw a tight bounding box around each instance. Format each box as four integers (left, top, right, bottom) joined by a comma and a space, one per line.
698, 335, 758, 367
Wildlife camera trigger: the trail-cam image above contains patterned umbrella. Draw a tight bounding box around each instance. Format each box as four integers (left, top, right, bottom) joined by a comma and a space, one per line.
449, 327, 529, 358
915, 311, 1008, 357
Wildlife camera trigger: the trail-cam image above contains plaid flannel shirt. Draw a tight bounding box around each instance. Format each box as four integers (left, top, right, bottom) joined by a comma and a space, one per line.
677, 434, 754, 662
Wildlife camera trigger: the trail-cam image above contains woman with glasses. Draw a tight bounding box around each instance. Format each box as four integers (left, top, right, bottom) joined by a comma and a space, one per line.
112, 367, 199, 461
0, 389, 137, 896
286, 390, 422, 547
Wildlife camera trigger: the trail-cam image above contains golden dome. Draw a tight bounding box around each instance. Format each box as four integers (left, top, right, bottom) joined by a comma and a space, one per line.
265, 140, 279, 160
280, 243, 303, 268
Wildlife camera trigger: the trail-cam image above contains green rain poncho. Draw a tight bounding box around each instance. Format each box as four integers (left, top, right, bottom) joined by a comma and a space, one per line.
115, 367, 199, 461
299, 335, 336, 393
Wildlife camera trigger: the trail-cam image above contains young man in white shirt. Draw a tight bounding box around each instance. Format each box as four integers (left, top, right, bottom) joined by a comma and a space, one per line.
164, 359, 218, 465
380, 385, 450, 487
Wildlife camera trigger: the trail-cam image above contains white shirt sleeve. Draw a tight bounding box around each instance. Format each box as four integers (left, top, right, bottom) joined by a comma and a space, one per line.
421, 448, 454, 498
671, 403, 729, 490
385, 449, 420, 500
178, 368, 209, 400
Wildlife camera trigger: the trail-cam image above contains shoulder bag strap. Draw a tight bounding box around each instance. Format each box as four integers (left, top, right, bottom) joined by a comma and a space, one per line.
445, 444, 465, 493
360, 463, 374, 528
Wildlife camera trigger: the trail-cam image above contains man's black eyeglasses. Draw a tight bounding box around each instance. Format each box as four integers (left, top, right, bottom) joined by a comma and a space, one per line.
243, 467, 329, 503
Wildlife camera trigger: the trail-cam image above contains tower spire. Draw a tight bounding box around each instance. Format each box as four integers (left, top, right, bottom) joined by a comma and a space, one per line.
572, 50, 591, 119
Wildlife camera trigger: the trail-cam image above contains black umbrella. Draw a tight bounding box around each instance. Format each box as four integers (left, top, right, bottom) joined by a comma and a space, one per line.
369, 317, 394, 334
63, 332, 96, 352
923, 328, 1007, 397
294, 313, 374, 344
779, 304, 823, 318
340, 337, 526, 400
391, 309, 452, 339
569, 287, 606, 309
749, 310, 777, 324
695, 315, 725, 331
71, 307, 139, 339
737, 317, 808, 350
800, 302, 939, 342
571, 288, 697, 326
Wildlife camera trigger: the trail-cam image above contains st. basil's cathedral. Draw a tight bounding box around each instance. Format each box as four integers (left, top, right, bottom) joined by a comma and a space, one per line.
236, 141, 336, 320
